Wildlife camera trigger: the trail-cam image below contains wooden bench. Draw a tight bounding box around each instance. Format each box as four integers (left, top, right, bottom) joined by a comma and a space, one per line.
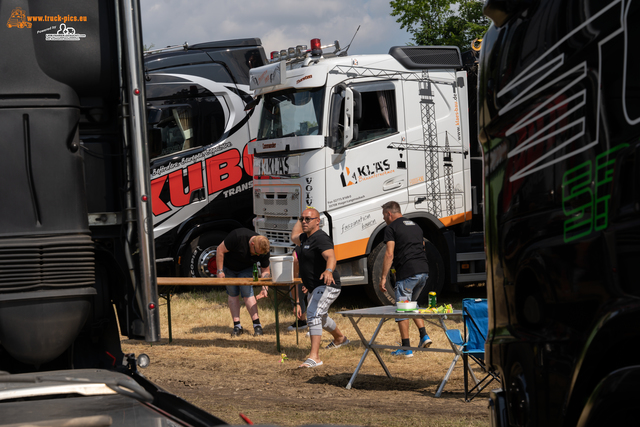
156, 277, 302, 352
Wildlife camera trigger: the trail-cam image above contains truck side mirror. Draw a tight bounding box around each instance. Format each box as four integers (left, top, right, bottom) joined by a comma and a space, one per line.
244, 95, 262, 112
343, 87, 355, 148
353, 89, 362, 121
342, 88, 361, 151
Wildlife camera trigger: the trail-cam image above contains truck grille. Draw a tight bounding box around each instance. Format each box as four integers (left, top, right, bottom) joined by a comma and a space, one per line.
254, 186, 302, 217
0, 234, 95, 292
263, 230, 292, 246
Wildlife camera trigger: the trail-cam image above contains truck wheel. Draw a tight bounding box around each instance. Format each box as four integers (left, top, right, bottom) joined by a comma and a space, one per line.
366, 238, 445, 306
181, 231, 228, 278
418, 238, 445, 304
366, 242, 396, 305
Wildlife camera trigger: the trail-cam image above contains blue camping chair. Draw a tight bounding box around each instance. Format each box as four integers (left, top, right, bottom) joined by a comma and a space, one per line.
445, 298, 500, 401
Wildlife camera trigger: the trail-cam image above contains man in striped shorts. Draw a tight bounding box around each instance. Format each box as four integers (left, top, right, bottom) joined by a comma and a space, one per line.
291, 208, 350, 368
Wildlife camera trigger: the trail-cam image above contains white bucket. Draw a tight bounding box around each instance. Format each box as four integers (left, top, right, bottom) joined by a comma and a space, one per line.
270, 256, 294, 283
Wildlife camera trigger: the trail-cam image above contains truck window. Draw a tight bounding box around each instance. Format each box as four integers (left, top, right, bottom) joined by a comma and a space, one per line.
350, 82, 397, 148
258, 87, 324, 140
329, 82, 398, 150
146, 81, 226, 160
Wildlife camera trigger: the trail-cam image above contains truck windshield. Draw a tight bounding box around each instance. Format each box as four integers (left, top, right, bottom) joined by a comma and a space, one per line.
258, 87, 324, 140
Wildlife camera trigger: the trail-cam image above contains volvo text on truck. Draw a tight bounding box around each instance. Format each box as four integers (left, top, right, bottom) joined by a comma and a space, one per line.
248, 39, 486, 305
143, 40, 267, 279
479, 0, 640, 426
0, 1, 227, 425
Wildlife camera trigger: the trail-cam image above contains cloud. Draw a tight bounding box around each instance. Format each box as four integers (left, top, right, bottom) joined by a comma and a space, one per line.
140, 0, 410, 54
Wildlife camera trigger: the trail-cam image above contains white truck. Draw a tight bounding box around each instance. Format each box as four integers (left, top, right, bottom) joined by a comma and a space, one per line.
248, 38, 485, 305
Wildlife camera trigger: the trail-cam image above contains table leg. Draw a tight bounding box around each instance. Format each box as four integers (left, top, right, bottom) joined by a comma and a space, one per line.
273, 288, 280, 353
345, 317, 391, 390
167, 292, 172, 344
291, 285, 298, 346
435, 353, 460, 397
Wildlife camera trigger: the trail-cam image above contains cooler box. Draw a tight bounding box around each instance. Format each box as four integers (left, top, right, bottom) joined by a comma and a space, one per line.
270, 256, 294, 283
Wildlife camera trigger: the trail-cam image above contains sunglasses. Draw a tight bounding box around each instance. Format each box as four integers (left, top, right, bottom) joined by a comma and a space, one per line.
299, 216, 318, 223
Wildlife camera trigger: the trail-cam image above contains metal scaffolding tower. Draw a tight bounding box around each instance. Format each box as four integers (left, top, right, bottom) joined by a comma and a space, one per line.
328, 65, 464, 218
443, 132, 455, 216
419, 76, 441, 217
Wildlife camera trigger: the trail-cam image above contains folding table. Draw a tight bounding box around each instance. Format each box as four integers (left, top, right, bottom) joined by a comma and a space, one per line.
157, 277, 301, 352
338, 305, 463, 397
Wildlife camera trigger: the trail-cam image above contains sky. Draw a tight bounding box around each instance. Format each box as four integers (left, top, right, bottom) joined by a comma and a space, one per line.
140, 0, 413, 56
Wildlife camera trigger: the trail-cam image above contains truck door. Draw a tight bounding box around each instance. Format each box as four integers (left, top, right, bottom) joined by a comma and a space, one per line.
326, 80, 408, 260
328, 81, 407, 211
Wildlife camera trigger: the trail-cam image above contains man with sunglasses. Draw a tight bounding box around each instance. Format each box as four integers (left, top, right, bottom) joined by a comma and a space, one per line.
216, 228, 271, 336
291, 208, 349, 368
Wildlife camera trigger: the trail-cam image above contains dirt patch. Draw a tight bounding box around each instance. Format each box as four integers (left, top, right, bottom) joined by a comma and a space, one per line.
122, 286, 491, 426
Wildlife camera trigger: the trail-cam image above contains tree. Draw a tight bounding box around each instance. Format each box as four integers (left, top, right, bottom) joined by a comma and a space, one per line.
390, 0, 489, 50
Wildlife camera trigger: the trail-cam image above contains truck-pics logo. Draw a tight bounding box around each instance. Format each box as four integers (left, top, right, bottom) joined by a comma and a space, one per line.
6, 7, 31, 28
45, 23, 86, 41
7, 8, 87, 29
340, 159, 392, 187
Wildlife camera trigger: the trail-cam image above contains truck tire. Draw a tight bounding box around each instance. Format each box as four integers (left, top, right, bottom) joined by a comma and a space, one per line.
365, 242, 396, 305
419, 238, 445, 304
365, 238, 445, 306
181, 231, 228, 279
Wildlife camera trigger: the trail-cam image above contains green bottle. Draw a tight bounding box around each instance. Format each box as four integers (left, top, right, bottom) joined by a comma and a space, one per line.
253, 263, 259, 281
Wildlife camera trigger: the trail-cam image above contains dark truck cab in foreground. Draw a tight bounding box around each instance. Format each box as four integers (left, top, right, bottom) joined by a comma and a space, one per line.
0, 1, 226, 425
479, 1, 640, 426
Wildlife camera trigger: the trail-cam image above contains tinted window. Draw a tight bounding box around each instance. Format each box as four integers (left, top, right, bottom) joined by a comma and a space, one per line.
351, 83, 397, 147
147, 88, 226, 160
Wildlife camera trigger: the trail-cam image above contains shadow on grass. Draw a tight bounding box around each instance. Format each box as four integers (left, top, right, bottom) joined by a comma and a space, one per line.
122, 324, 338, 356
304, 372, 466, 399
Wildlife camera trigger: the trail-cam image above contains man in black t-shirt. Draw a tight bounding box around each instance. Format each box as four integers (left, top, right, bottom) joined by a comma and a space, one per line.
288, 246, 308, 332
380, 201, 432, 357
216, 228, 271, 337
291, 208, 349, 368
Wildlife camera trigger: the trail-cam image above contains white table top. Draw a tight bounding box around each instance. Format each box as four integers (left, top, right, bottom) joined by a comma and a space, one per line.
338, 305, 462, 318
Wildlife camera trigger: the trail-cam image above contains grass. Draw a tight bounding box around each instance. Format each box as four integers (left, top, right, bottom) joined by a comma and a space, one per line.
123, 284, 490, 427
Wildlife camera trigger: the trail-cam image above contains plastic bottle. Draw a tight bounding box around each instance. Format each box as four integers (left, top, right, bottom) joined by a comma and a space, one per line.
429, 291, 437, 308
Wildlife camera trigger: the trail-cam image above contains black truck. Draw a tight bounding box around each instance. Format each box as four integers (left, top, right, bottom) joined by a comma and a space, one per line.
479, 0, 640, 426
0, 1, 226, 425
143, 39, 267, 279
